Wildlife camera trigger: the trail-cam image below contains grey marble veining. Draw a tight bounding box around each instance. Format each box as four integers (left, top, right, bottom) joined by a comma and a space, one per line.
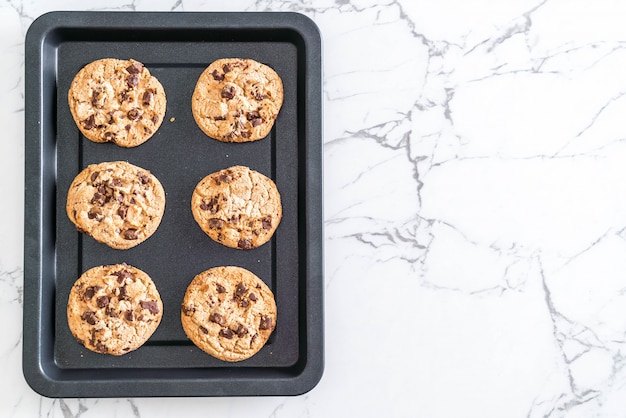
4, 0, 626, 416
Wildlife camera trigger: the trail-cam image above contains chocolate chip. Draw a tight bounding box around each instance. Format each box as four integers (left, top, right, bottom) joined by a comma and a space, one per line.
249, 293, 257, 302
83, 286, 96, 300
213, 115, 226, 121
250, 333, 258, 346
122, 229, 139, 240
103, 131, 115, 141
236, 283, 247, 298
96, 296, 109, 308
117, 205, 128, 219
81, 311, 97, 325
182, 305, 195, 316
125, 124, 131, 131
200, 196, 219, 213
199, 325, 208, 334
259, 315, 273, 330
251, 118, 263, 127
151, 115, 158, 124
90, 172, 99, 183
221, 86, 235, 99
126, 74, 139, 88
120, 91, 130, 102
95, 342, 108, 353
220, 328, 234, 339
210, 312, 225, 325
126, 62, 143, 74
125, 310, 134, 321
219, 173, 232, 183
138, 172, 151, 184
237, 239, 253, 250
142, 90, 153, 105
87, 207, 103, 221
208, 218, 225, 229
262, 217, 272, 230
222, 64, 231, 73
83, 115, 96, 130
236, 324, 248, 337
240, 299, 249, 308
127, 108, 141, 120
211, 69, 224, 80
91, 89, 102, 107
246, 111, 260, 121
119, 285, 128, 299
140, 300, 159, 314
106, 307, 118, 318
90, 192, 105, 206
241, 130, 250, 138
216, 283, 226, 293
254, 92, 265, 101
112, 270, 133, 283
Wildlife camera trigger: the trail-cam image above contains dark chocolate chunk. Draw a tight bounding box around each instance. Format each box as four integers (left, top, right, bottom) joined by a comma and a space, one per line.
125, 310, 134, 321
208, 218, 225, 229
138, 171, 151, 184
216, 283, 226, 293
90, 192, 105, 206
96, 296, 110, 308
210, 312, 225, 325
127, 108, 141, 120
219, 328, 234, 339
81, 311, 97, 325
237, 239, 253, 250
211, 69, 224, 81
222, 63, 231, 73
83, 115, 96, 130
87, 207, 103, 221
112, 269, 133, 283
262, 217, 272, 230
95, 342, 108, 353
122, 229, 140, 240
249, 293, 257, 302
236, 324, 248, 338
221, 86, 235, 99
259, 315, 273, 330
140, 300, 160, 314
126, 74, 139, 88
236, 283, 247, 298
126, 62, 143, 74
90, 171, 99, 182
117, 205, 128, 219
142, 90, 153, 105
251, 117, 263, 127
83, 286, 96, 300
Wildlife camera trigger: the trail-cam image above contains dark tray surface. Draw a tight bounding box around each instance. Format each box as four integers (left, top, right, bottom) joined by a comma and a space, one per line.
23, 11, 323, 398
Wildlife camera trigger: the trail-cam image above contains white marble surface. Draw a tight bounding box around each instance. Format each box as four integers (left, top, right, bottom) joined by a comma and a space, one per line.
3, 0, 626, 416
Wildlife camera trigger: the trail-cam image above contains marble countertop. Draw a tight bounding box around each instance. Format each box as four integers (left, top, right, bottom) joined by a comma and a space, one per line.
3, 0, 626, 416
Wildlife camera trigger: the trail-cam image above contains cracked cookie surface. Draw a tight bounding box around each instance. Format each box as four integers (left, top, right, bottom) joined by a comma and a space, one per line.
191, 58, 283, 142
191, 165, 282, 250
68, 58, 166, 147
67, 264, 163, 356
66, 161, 166, 250
181, 266, 277, 362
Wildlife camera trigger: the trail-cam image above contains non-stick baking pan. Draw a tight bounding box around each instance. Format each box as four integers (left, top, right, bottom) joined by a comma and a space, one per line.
23, 11, 323, 398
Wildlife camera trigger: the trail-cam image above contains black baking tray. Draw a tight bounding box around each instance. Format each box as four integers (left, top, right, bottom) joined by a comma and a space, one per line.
23, 11, 323, 398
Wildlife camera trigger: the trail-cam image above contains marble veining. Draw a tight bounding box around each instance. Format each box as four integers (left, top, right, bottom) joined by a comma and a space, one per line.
3, 0, 626, 416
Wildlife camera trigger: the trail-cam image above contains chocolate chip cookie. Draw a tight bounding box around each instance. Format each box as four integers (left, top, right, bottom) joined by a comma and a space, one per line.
181, 266, 277, 362
66, 161, 166, 250
68, 58, 166, 147
191, 165, 282, 250
191, 58, 283, 142
67, 263, 163, 356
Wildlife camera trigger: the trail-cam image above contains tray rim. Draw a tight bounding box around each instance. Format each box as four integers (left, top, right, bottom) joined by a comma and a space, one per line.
23, 10, 324, 398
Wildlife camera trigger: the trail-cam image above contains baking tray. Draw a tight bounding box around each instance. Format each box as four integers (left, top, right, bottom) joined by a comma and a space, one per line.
23, 11, 323, 398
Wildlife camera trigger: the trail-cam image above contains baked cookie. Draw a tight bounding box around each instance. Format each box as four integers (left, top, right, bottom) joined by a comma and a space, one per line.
191, 165, 282, 250
67, 263, 163, 355
68, 58, 166, 147
66, 161, 166, 250
191, 58, 283, 142
181, 266, 277, 362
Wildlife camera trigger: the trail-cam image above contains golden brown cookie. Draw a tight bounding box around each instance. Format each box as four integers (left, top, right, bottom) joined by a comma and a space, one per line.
181, 266, 277, 362
191, 58, 283, 142
66, 161, 166, 250
68, 58, 166, 147
191, 165, 282, 250
67, 264, 163, 356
